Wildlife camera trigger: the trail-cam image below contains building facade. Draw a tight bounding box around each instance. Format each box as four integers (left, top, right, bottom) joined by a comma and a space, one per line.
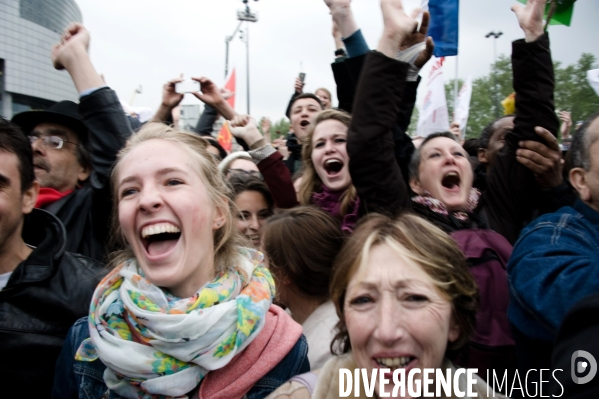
180, 104, 201, 132
0, 0, 81, 118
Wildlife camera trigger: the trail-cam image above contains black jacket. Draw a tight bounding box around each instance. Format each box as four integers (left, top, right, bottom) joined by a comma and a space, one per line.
0, 209, 106, 397
43, 87, 132, 261
347, 34, 563, 244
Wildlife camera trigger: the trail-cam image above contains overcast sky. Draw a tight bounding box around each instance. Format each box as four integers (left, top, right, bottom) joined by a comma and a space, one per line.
74, 0, 599, 123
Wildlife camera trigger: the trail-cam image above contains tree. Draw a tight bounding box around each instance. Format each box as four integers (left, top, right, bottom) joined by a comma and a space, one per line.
445, 55, 514, 139
441, 53, 599, 140
270, 118, 290, 140
554, 53, 599, 135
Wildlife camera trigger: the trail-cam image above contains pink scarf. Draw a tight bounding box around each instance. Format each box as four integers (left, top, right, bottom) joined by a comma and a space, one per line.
196, 304, 303, 399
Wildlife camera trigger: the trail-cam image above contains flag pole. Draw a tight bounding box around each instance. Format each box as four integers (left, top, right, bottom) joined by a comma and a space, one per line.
454, 55, 459, 121
544, 1, 558, 31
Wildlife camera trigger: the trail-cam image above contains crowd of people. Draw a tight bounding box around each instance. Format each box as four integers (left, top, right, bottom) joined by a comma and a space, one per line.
0, 0, 598, 397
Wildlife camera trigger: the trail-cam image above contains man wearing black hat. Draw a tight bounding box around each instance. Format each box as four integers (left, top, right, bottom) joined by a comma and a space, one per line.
12, 23, 132, 261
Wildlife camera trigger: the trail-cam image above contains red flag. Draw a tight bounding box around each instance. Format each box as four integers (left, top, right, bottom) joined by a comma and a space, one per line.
217, 121, 233, 152
217, 69, 236, 151
224, 69, 236, 108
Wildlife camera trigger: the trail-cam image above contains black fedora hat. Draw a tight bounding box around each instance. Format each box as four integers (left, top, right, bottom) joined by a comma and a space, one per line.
11, 101, 89, 146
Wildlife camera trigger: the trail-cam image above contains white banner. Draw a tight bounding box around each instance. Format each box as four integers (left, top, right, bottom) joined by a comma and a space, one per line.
453, 76, 473, 134
417, 57, 450, 138
588, 69, 599, 97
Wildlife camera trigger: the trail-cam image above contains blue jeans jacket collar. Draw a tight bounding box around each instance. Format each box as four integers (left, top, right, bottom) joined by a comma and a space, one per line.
574, 199, 599, 228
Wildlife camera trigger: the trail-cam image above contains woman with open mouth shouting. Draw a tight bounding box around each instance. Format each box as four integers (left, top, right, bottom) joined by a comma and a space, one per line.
297, 109, 359, 234
53, 123, 309, 399
225, 112, 360, 234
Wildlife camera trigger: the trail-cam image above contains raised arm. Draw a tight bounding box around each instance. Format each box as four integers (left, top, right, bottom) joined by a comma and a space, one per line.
229, 115, 299, 209
51, 23, 104, 92
150, 76, 184, 124
191, 77, 237, 121
52, 23, 131, 186
284, 78, 304, 118
347, 1, 431, 216
52, 23, 132, 259
194, 88, 233, 136
484, 0, 561, 243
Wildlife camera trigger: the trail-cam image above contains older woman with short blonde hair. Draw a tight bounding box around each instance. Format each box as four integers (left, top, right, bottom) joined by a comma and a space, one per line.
267, 213, 510, 399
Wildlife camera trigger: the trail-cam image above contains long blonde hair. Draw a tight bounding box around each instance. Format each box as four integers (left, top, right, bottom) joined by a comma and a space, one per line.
298, 109, 357, 217
107, 122, 245, 273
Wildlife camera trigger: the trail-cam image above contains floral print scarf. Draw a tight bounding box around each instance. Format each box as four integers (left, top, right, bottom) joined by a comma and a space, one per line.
411, 188, 481, 221
76, 248, 274, 399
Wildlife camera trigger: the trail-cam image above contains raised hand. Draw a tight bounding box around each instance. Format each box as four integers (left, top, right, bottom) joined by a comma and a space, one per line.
511, 0, 546, 42
399, 10, 434, 68
51, 23, 90, 70
51, 23, 103, 92
161, 76, 184, 109
449, 122, 461, 138
229, 115, 263, 148
517, 126, 563, 188
191, 77, 224, 107
378, 0, 419, 58
323, 0, 358, 38
559, 111, 572, 138
294, 78, 304, 95
191, 77, 236, 120
323, 0, 352, 14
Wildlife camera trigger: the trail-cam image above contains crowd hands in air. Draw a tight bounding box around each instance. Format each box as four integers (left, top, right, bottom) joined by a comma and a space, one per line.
1, 0, 598, 398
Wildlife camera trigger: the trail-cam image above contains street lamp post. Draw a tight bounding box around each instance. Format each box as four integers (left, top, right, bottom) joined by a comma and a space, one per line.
485, 31, 503, 119
224, 0, 258, 115
225, 21, 242, 79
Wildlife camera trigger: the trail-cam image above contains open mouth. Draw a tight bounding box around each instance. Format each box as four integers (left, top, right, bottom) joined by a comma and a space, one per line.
141, 222, 181, 257
375, 356, 415, 369
324, 159, 343, 175
441, 171, 461, 191
300, 120, 310, 128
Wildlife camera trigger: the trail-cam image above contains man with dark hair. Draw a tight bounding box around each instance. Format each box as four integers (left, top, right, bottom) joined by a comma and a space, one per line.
11, 23, 132, 261
285, 93, 324, 174
0, 119, 104, 397
478, 115, 514, 169
475, 114, 575, 215
508, 110, 599, 375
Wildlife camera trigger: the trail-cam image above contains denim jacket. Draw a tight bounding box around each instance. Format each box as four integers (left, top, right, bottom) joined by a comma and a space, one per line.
52, 317, 310, 399
508, 200, 599, 343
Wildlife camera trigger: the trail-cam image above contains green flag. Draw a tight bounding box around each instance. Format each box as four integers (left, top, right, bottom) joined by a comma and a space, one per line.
517, 0, 576, 26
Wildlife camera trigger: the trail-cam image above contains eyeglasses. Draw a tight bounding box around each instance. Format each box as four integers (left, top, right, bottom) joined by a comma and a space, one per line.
228, 169, 263, 180
29, 135, 78, 150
